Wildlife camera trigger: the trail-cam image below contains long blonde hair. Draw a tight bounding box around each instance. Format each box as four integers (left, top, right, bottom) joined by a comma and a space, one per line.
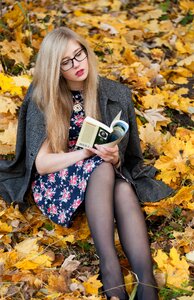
32, 27, 99, 153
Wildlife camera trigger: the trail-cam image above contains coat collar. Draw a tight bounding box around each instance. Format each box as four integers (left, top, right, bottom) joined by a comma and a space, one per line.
98, 76, 120, 123
98, 76, 120, 104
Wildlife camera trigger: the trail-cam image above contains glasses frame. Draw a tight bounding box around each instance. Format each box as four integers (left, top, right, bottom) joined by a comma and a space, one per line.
60, 48, 87, 72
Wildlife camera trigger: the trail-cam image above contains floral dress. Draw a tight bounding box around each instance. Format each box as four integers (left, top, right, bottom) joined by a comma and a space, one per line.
31, 91, 103, 227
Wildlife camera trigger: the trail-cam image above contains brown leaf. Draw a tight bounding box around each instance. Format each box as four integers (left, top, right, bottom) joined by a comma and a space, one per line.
60, 255, 80, 276
47, 273, 69, 293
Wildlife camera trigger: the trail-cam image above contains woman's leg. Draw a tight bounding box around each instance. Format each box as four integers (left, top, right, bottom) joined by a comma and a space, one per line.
114, 179, 158, 300
85, 163, 128, 299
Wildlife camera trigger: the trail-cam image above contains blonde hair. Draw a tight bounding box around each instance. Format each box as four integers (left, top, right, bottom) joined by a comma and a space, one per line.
32, 27, 99, 153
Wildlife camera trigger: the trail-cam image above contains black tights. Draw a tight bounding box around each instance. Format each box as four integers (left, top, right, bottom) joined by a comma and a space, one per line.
85, 163, 158, 300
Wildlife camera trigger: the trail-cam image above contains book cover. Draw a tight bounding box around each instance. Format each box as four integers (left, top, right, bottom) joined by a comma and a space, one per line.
76, 111, 129, 149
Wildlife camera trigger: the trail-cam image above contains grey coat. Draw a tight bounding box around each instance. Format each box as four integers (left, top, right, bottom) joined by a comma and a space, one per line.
0, 77, 173, 206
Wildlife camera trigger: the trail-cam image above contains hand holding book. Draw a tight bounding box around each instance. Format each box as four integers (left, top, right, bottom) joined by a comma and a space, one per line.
76, 111, 129, 149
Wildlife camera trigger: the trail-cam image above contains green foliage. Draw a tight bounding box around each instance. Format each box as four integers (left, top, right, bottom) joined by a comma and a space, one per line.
180, 12, 194, 26
77, 240, 92, 252
159, 286, 193, 300
159, 0, 171, 13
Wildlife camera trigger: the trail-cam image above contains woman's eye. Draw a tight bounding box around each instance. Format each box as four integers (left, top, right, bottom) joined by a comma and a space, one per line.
75, 51, 82, 57
62, 60, 70, 66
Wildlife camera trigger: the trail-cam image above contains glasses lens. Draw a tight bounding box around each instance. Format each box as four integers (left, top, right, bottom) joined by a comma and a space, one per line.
75, 49, 87, 62
60, 49, 87, 71
61, 60, 72, 71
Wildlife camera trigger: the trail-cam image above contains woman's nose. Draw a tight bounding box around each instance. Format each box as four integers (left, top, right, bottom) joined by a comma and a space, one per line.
73, 59, 80, 68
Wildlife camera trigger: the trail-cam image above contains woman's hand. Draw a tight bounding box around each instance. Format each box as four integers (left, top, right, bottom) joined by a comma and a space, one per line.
89, 144, 120, 166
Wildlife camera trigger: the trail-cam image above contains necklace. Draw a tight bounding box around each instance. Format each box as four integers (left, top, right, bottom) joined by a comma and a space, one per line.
72, 91, 83, 112
73, 102, 83, 112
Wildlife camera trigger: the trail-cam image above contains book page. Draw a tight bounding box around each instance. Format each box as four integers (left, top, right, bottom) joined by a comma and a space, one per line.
110, 111, 122, 128
103, 119, 129, 147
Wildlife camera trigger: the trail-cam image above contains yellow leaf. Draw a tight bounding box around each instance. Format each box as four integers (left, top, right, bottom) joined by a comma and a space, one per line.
141, 94, 165, 109
176, 127, 194, 142
177, 296, 194, 300
179, 0, 194, 13
0, 73, 22, 96
154, 248, 190, 288
124, 272, 136, 295
74, 10, 85, 17
0, 40, 32, 66
140, 9, 163, 21
150, 48, 164, 59
171, 76, 188, 84
154, 249, 168, 270
47, 273, 69, 293
3, 2, 25, 28
110, 0, 122, 11
177, 54, 194, 67
186, 251, 194, 263
175, 40, 192, 54
139, 123, 167, 153
12, 75, 32, 88
144, 186, 194, 217
145, 20, 160, 33
0, 96, 18, 115
173, 227, 194, 252
15, 238, 39, 258
0, 121, 17, 146
171, 67, 192, 78
157, 169, 180, 185
0, 221, 12, 233
1, 251, 19, 269
62, 234, 75, 245
0, 141, 15, 155
154, 136, 193, 180
15, 253, 52, 270
15, 259, 41, 270
83, 275, 103, 295
1, 234, 12, 244
123, 49, 138, 65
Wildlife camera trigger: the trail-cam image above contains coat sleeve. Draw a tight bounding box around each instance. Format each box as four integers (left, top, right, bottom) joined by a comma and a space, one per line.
0, 84, 46, 205
121, 86, 174, 202
0, 84, 33, 176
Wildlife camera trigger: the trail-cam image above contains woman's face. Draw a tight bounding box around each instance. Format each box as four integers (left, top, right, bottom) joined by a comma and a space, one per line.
60, 39, 89, 90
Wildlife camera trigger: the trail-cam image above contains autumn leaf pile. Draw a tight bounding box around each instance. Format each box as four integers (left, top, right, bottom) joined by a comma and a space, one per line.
0, 0, 194, 299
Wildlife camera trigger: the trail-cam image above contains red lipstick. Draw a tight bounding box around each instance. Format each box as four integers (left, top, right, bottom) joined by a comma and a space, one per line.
76, 69, 84, 77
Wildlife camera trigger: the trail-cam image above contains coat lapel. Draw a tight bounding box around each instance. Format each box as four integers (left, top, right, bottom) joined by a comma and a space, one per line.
98, 77, 120, 126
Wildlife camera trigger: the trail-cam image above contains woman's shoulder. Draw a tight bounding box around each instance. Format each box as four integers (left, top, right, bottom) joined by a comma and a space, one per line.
98, 76, 131, 102
99, 76, 130, 92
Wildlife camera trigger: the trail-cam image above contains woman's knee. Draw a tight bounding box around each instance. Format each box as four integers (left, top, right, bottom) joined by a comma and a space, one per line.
115, 179, 133, 194
91, 162, 115, 183
114, 179, 139, 205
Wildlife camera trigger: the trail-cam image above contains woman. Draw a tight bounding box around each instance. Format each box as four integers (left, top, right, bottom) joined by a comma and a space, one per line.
0, 27, 173, 300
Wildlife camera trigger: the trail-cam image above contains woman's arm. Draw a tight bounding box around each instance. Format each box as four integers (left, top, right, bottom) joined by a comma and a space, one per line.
35, 140, 94, 175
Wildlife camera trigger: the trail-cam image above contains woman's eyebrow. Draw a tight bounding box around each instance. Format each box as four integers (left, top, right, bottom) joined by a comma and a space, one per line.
62, 47, 82, 61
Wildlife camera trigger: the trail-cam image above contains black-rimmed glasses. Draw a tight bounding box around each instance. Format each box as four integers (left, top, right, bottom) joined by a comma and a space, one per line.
60, 48, 87, 72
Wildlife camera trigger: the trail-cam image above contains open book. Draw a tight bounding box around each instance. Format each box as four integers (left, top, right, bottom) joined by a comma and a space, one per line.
76, 111, 129, 148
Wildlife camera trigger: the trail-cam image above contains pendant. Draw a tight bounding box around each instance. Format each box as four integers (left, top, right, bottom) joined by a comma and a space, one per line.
73, 103, 82, 112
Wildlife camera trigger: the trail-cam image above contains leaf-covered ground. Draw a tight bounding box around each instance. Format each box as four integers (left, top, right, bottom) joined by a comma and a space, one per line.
0, 0, 194, 299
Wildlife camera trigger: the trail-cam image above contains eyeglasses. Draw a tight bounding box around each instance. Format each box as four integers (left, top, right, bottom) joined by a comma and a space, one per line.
60, 48, 87, 72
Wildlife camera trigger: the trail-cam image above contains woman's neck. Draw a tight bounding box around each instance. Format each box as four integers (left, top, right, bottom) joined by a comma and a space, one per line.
67, 81, 84, 92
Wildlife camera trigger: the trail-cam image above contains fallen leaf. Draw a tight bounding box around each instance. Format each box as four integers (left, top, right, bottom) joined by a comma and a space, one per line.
186, 251, 194, 263
83, 275, 103, 295
60, 255, 80, 276
0, 221, 12, 233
